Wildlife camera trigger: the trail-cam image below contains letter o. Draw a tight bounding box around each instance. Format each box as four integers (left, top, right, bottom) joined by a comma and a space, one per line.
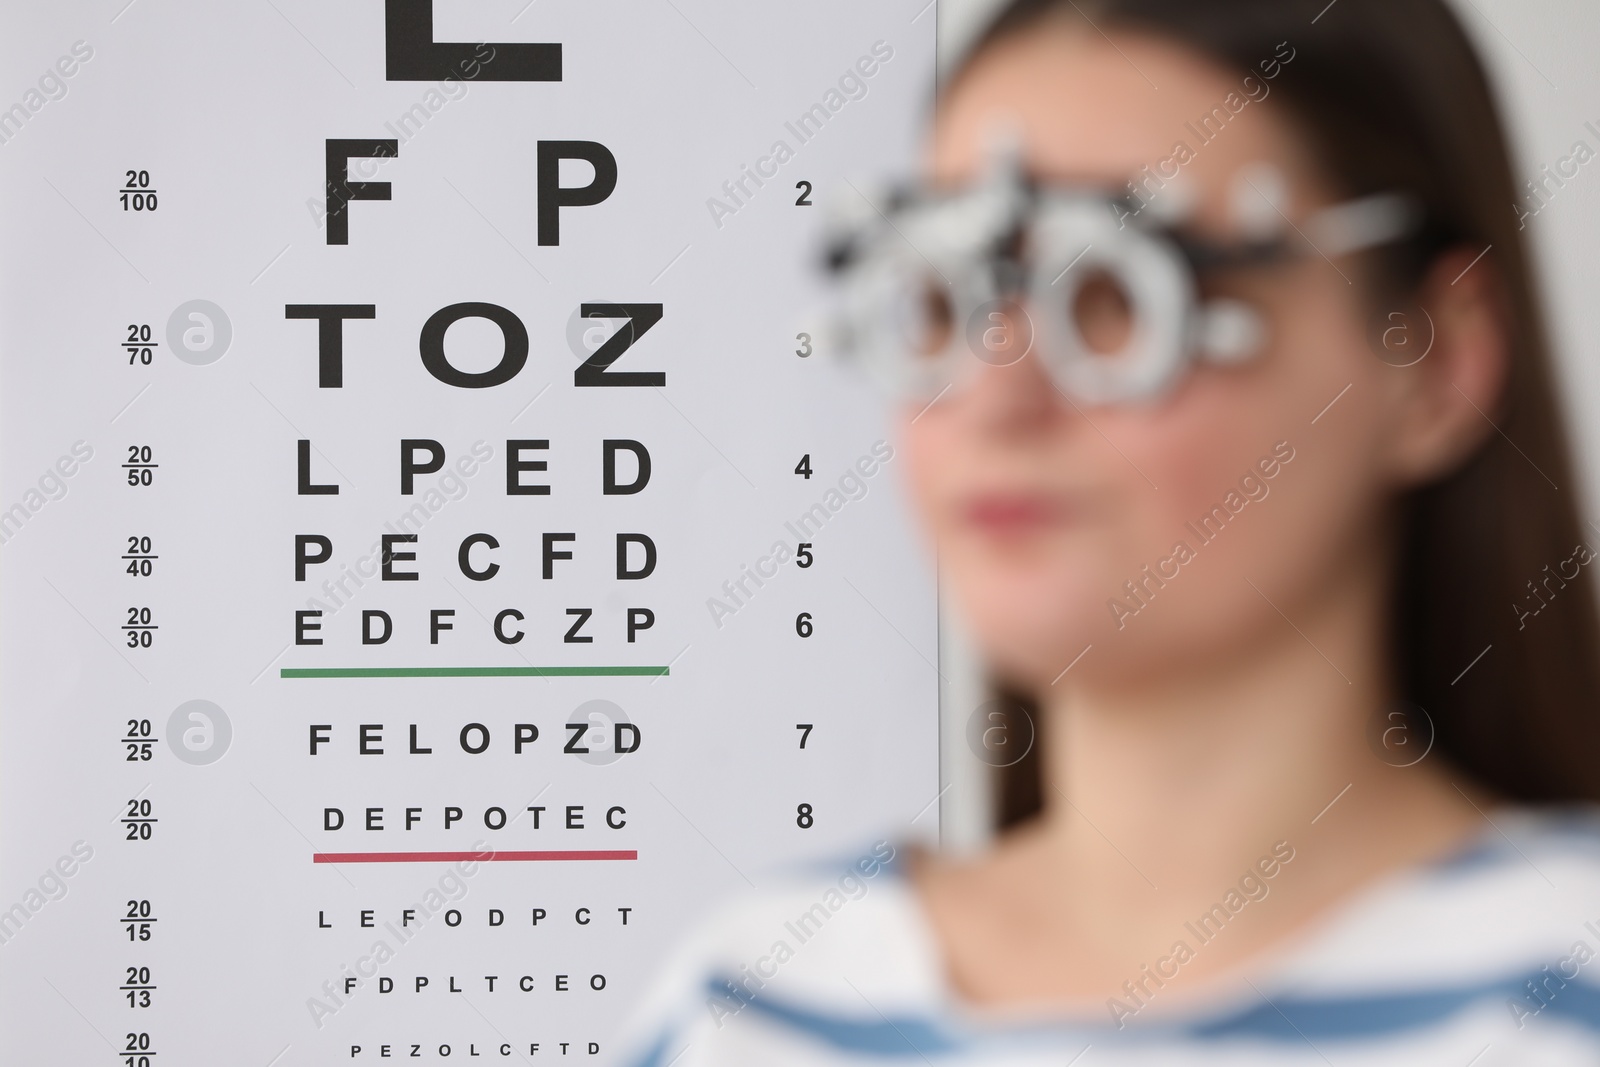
460, 723, 490, 754
484, 806, 507, 830
445, 909, 461, 927
419, 303, 529, 389
590, 973, 606, 991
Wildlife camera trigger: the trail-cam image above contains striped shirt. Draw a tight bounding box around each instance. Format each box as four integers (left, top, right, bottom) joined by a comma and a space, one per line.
621, 807, 1600, 1066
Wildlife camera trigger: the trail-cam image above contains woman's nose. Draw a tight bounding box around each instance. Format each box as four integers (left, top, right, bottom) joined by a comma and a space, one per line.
958, 302, 1065, 433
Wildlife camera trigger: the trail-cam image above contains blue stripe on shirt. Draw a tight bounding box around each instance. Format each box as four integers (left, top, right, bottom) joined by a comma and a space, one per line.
699, 971, 1600, 1056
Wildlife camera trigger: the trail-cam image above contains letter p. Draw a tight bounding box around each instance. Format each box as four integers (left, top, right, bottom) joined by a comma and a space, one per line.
537, 141, 617, 245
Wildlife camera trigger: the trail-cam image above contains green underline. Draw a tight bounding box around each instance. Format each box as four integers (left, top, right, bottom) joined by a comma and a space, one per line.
280, 666, 670, 679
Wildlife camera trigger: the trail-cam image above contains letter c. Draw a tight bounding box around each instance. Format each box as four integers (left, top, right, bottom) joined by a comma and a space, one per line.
459, 533, 500, 580
495, 609, 524, 644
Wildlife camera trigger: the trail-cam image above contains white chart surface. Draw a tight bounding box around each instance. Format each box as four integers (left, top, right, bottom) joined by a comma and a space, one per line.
0, 3, 939, 1062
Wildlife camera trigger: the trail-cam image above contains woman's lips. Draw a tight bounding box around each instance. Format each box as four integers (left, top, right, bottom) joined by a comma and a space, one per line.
963, 493, 1077, 536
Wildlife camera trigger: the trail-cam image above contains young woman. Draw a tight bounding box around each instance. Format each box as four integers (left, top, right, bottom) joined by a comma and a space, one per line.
625, 0, 1600, 1061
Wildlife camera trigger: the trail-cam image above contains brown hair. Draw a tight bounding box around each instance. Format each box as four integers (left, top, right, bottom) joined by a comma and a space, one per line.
965, 0, 1600, 827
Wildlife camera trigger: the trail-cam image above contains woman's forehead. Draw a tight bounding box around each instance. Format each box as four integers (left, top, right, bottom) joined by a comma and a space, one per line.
930, 24, 1305, 196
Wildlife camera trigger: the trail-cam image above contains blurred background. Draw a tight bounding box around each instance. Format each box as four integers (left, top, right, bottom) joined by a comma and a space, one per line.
934, 0, 1600, 850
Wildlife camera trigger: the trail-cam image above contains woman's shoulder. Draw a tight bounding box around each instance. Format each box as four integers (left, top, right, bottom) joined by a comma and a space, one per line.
675, 838, 933, 984
1263, 803, 1600, 997
1436, 803, 1600, 873
617, 839, 946, 1066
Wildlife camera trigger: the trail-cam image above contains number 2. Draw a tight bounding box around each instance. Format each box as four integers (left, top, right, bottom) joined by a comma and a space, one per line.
795, 180, 813, 206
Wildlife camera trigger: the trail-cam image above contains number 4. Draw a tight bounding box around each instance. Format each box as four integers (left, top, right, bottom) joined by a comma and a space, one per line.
794, 454, 812, 479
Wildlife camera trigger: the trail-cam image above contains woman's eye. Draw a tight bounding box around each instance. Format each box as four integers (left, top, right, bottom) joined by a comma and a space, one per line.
1071, 269, 1134, 356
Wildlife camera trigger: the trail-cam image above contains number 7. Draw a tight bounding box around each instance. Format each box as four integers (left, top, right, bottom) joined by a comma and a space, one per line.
796, 723, 813, 749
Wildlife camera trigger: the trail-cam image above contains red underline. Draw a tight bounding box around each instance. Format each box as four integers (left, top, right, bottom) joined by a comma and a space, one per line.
313, 850, 637, 864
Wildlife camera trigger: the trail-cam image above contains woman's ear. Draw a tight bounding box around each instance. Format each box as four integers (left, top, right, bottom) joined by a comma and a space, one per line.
1378, 244, 1511, 487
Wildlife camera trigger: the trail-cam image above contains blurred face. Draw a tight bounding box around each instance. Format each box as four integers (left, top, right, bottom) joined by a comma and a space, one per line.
909, 23, 1403, 689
